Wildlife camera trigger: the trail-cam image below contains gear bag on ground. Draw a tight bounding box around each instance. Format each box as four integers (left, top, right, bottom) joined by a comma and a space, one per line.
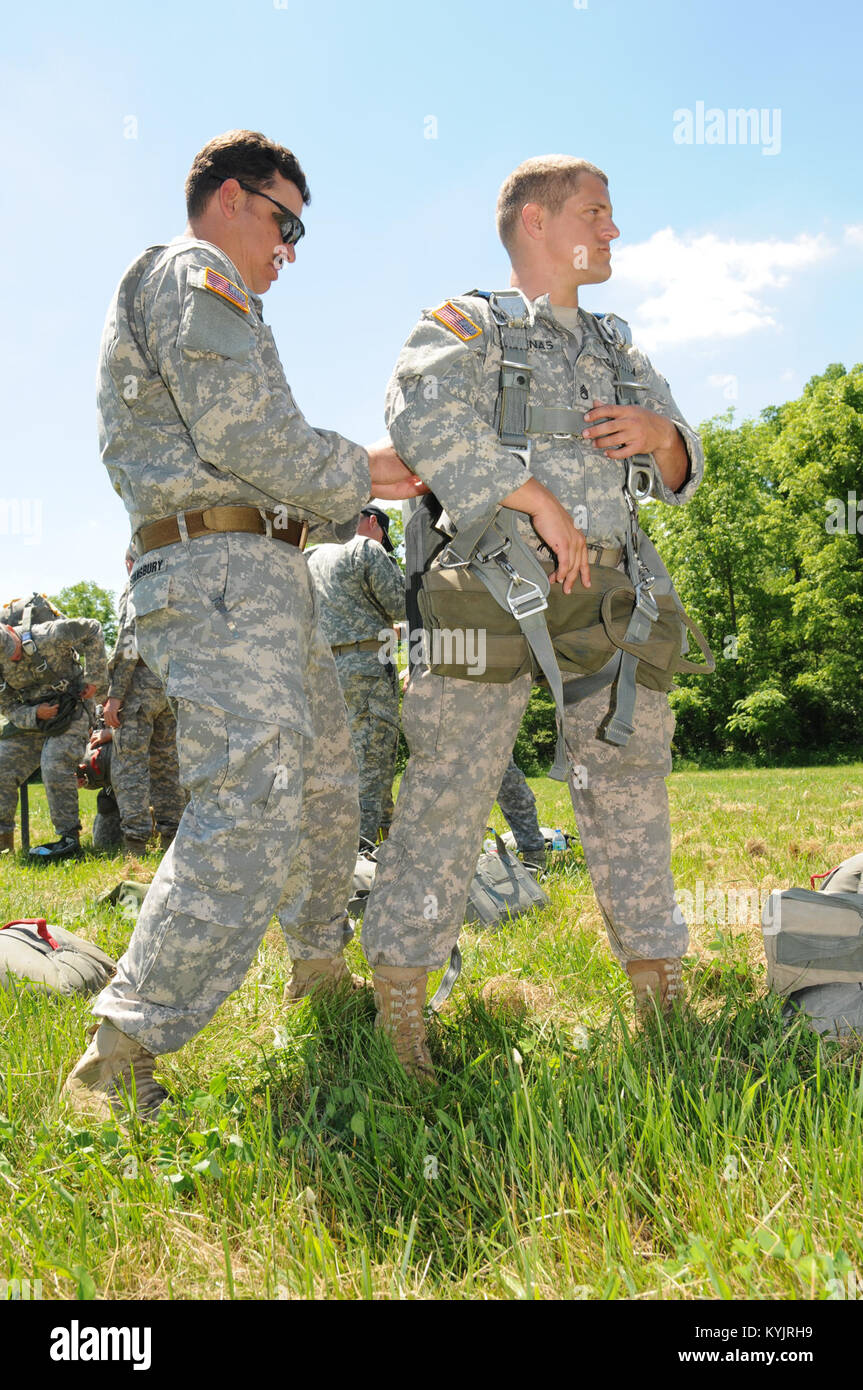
0, 919, 115, 995
348, 833, 548, 928
761, 853, 863, 1037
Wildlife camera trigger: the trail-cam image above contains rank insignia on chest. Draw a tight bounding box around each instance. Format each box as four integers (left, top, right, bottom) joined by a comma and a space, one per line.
203, 267, 250, 314
432, 301, 482, 342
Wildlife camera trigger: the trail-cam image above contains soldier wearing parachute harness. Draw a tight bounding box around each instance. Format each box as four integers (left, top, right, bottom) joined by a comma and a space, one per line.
0, 594, 107, 861
360, 156, 714, 1079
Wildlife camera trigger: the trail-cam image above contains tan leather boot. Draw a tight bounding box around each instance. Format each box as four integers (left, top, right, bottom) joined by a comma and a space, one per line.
283, 954, 370, 1002
626, 957, 684, 1020
373, 967, 436, 1083
62, 1021, 168, 1120
123, 836, 150, 856
0, 830, 13, 854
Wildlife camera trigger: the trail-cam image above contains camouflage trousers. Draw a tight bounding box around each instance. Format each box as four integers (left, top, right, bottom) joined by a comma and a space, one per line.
111, 680, 186, 841
361, 668, 687, 970
93, 534, 359, 1055
0, 707, 89, 837
496, 756, 544, 856
335, 656, 400, 846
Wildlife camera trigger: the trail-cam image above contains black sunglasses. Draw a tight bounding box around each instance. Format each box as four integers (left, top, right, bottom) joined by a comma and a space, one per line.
217, 177, 305, 246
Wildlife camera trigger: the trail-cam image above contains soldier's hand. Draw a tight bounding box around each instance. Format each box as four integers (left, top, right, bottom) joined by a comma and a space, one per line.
90, 726, 113, 746
103, 697, 123, 729
501, 477, 590, 593
367, 440, 430, 501
81, 683, 98, 701
36, 703, 59, 721
528, 494, 590, 593
584, 401, 676, 458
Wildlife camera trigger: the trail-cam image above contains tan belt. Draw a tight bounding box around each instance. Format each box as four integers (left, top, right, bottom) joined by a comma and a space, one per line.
331, 639, 382, 654
586, 544, 623, 568
135, 506, 309, 556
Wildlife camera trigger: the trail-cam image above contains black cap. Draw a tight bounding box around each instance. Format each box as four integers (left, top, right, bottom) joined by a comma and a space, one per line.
361, 505, 395, 553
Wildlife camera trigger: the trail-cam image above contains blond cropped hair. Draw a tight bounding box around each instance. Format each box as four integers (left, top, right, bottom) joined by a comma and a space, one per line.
496, 155, 607, 255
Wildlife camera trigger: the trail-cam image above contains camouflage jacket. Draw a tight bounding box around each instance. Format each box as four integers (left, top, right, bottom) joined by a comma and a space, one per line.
384, 291, 702, 547
106, 584, 164, 703
98, 236, 371, 538
307, 537, 405, 648
0, 619, 107, 730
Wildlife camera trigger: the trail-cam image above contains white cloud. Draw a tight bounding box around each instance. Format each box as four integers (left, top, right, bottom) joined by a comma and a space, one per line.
844, 224, 863, 247
609, 229, 832, 348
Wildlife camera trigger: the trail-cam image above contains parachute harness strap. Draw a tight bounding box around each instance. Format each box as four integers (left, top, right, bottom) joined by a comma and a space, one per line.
589, 313, 661, 746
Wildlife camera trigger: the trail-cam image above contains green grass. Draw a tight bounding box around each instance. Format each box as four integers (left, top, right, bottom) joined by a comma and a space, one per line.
1, 768, 862, 1300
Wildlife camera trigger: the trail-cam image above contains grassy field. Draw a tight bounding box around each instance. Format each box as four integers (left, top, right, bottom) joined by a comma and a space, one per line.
1, 765, 862, 1301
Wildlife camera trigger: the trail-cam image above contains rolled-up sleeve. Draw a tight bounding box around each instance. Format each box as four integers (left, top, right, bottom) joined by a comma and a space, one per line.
626, 346, 703, 506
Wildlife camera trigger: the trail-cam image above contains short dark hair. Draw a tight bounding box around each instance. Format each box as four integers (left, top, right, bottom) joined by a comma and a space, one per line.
185, 129, 311, 221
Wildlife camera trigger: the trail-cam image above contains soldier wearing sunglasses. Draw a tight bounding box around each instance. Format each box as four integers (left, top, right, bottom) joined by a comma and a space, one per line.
63, 129, 428, 1119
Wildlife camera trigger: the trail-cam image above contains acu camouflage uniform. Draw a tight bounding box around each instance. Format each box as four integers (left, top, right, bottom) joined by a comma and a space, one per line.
496, 755, 544, 860
306, 535, 405, 844
91, 236, 370, 1055
0, 620, 107, 837
361, 293, 701, 971
107, 583, 186, 843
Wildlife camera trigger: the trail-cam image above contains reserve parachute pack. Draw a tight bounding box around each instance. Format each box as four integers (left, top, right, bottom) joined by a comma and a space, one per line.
761, 852, 863, 1037
0, 919, 115, 996
404, 290, 713, 771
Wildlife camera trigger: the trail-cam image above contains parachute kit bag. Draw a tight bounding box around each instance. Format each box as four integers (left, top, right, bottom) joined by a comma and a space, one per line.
762, 853, 863, 1038
417, 558, 712, 691
0, 919, 115, 996
345, 837, 547, 930
465, 830, 548, 927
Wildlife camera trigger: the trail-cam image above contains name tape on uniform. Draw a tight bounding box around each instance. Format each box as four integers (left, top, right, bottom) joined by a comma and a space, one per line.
432, 301, 482, 342
203, 267, 250, 314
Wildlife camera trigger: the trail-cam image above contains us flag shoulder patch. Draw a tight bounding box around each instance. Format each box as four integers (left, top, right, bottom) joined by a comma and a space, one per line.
432, 301, 482, 341
203, 267, 250, 313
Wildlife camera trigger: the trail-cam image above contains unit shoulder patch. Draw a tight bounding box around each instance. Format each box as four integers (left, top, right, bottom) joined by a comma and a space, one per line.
202, 267, 250, 314
432, 301, 482, 342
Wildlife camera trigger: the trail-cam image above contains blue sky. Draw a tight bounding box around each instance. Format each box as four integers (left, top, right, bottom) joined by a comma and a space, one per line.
1, 0, 860, 600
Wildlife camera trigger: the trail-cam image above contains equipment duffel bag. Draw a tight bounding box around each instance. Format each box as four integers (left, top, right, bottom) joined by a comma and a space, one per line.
0, 919, 115, 995
761, 853, 863, 1037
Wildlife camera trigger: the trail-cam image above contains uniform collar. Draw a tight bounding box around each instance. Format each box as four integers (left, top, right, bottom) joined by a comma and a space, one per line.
170, 235, 264, 318
531, 293, 589, 332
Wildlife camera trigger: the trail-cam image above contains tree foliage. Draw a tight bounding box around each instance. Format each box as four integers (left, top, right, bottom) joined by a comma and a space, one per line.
642, 363, 863, 760
49, 581, 118, 650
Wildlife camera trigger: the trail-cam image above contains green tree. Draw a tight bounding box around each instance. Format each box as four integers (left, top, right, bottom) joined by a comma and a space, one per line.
642, 364, 863, 760
50, 581, 118, 650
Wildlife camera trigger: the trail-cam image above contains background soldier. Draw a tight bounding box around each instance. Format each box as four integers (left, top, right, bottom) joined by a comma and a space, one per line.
361, 155, 703, 1079
306, 506, 405, 848
0, 613, 106, 861
102, 554, 186, 855
496, 755, 546, 872
63, 129, 424, 1119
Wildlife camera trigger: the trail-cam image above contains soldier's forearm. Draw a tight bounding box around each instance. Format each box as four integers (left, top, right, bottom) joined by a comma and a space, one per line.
652, 422, 689, 493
